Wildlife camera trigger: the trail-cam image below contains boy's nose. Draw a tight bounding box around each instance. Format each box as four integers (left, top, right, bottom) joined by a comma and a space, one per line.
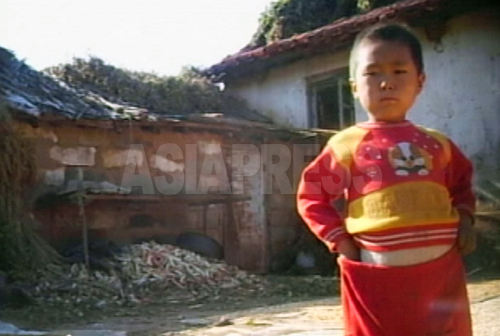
380, 80, 395, 90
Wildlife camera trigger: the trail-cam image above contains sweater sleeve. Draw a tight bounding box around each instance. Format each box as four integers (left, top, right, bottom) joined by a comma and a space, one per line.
446, 140, 476, 219
297, 145, 351, 252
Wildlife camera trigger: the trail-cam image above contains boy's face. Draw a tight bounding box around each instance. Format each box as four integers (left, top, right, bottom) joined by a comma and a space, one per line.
351, 39, 425, 122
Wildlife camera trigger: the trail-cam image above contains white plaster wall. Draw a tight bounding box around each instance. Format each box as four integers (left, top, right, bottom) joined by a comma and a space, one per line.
227, 50, 350, 129
408, 10, 500, 168
228, 8, 500, 168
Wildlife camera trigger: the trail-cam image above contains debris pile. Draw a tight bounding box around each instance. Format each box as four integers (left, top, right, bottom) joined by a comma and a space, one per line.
117, 242, 261, 293
31, 242, 265, 309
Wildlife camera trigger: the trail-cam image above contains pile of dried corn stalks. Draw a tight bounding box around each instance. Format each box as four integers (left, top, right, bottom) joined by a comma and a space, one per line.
32, 242, 264, 309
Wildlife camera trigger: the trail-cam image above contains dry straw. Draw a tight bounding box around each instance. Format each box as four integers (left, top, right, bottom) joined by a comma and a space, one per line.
0, 100, 59, 273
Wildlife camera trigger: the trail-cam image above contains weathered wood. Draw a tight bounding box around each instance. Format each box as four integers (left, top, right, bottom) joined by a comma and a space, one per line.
77, 167, 90, 269
84, 193, 251, 205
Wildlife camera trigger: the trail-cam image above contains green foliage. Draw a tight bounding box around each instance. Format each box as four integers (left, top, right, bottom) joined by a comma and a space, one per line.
44, 58, 258, 118
247, 0, 401, 49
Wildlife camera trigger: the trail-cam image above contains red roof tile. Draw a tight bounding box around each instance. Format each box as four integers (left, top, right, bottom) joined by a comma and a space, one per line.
206, 0, 496, 81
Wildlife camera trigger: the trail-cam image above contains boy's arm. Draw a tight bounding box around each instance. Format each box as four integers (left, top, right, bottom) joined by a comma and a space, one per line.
297, 146, 351, 253
446, 140, 476, 220
446, 140, 476, 255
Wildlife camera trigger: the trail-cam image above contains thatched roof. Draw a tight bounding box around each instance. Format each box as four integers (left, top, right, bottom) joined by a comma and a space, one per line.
0, 46, 328, 144
44, 57, 273, 123
0, 47, 270, 123
0, 47, 146, 120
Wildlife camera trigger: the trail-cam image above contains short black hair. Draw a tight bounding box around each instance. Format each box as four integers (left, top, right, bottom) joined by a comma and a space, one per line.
349, 23, 424, 79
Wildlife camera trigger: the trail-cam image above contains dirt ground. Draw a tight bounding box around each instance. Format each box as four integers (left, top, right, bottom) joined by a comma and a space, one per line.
3, 274, 500, 336
169, 277, 500, 336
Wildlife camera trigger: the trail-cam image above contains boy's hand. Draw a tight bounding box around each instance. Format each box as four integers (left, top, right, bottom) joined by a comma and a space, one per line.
337, 237, 360, 261
457, 214, 476, 256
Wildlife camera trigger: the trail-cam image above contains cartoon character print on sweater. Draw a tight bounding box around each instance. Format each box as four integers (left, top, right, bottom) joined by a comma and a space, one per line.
388, 142, 433, 176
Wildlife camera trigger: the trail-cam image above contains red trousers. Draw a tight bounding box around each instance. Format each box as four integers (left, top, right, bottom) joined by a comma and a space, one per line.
338, 248, 472, 336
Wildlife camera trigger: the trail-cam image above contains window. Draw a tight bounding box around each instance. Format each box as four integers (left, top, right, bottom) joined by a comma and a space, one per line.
308, 69, 355, 130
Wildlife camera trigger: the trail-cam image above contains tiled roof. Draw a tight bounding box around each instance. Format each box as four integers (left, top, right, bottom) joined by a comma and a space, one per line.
205, 0, 496, 81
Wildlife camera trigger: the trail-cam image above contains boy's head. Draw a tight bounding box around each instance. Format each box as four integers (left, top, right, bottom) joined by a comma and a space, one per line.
349, 23, 426, 122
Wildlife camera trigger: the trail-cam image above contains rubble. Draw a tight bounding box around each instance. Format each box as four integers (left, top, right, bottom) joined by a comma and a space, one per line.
30, 242, 265, 309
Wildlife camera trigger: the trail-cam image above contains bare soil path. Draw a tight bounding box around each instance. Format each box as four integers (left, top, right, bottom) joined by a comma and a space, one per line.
4, 276, 499, 336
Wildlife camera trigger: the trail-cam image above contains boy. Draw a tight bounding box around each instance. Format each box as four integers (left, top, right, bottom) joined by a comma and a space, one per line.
297, 23, 477, 336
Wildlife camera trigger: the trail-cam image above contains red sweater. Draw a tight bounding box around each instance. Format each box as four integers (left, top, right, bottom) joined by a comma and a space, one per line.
297, 121, 475, 252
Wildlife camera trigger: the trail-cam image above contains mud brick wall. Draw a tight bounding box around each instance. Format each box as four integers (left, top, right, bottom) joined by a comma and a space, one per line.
15, 119, 317, 272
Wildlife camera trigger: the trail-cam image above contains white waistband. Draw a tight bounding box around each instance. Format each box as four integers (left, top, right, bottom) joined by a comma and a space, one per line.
360, 245, 452, 267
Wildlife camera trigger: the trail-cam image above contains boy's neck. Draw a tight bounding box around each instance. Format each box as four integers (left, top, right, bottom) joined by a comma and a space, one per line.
365, 118, 409, 124
368, 113, 408, 124
358, 119, 411, 128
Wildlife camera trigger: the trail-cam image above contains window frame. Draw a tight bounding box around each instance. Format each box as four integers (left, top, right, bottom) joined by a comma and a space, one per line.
307, 68, 354, 130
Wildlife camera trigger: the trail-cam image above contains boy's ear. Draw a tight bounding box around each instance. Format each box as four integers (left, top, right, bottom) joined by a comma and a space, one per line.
349, 79, 358, 98
417, 73, 426, 93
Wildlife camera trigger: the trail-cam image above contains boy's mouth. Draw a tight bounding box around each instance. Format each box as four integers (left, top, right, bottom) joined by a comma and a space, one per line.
380, 97, 398, 102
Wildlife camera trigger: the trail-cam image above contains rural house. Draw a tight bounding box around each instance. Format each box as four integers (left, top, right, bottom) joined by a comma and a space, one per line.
0, 47, 326, 273
206, 0, 500, 194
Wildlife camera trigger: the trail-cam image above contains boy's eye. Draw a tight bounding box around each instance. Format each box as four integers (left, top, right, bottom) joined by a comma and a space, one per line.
394, 69, 408, 74
363, 72, 377, 76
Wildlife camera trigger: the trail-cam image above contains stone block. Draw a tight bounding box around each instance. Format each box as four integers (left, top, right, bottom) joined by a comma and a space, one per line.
102, 149, 144, 168
49, 146, 96, 166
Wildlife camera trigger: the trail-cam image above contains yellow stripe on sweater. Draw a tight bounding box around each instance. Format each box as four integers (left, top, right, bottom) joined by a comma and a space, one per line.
345, 181, 459, 233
